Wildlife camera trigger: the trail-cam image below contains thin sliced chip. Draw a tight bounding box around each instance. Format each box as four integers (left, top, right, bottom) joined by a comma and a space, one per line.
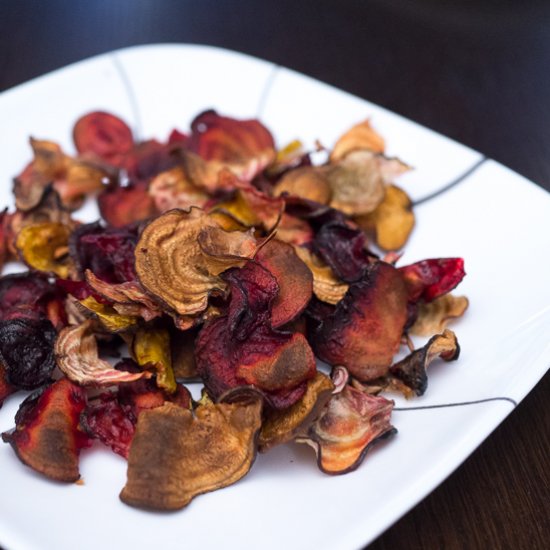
120, 399, 262, 510
255, 239, 313, 328
171, 327, 199, 380
388, 329, 460, 397
294, 246, 349, 305
16, 222, 74, 278
55, 320, 151, 386
1, 379, 90, 482
0, 363, 16, 408
259, 371, 334, 452
296, 383, 395, 474
331, 119, 385, 161
310, 261, 409, 381
355, 184, 415, 251
135, 208, 258, 317
131, 327, 176, 393
78, 296, 138, 332
98, 183, 158, 227
410, 294, 469, 336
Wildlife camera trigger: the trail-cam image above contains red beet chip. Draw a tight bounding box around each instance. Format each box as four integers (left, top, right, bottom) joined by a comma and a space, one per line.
69, 221, 139, 283
98, 183, 158, 228
399, 258, 466, 303
0, 318, 57, 390
196, 261, 316, 409
73, 111, 134, 164
0, 363, 16, 409
2, 379, 90, 482
0, 272, 64, 325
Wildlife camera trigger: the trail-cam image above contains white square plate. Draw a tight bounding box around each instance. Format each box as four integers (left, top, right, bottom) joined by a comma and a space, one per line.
1, 44, 549, 550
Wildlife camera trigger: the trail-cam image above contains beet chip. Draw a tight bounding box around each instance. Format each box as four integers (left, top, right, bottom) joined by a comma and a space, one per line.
98, 183, 158, 228
188, 110, 275, 182
388, 329, 460, 397
196, 261, 316, 409
309, 261, 409, 381
73, 111, 134, 165
0, 272, 66, 328
120, 399, 262, 510
399, 258, 465, 303
2, 379, 90, 482
81, 372, 191, 458
296, 382, 395, 475
0, 318, 57, 390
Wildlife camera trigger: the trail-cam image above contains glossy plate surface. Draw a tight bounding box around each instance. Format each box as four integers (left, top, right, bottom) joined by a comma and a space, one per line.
0, 44, 549, 550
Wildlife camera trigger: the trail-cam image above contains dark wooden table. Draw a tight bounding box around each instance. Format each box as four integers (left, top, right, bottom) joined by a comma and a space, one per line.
1, 1, 548, 548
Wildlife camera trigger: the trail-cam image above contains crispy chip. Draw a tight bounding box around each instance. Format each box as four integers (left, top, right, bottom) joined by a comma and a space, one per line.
16, 222, 74, 278
355, 184, 415, 250
410, 294, 469, 336
120, 399, 262, 510
296, 382, 395, 474
55, 320, 151, 386
274, 166, 331, 204
131, 327, 176, 393
135, 208, 258, 317
1, 379, 90, 482
78, 296, 138, 332
331, 119, 385, 162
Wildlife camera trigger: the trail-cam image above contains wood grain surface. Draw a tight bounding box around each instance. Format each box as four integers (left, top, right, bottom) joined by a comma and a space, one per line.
1, 1, 548, 548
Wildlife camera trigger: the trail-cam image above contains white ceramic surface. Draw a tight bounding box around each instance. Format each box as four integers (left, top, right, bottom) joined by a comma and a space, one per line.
0, 44, 548, 550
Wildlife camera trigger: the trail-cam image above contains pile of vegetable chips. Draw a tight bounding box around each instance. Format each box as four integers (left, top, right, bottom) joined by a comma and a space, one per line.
0, 110, 468, 510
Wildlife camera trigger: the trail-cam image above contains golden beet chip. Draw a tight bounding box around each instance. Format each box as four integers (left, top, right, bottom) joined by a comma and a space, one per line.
149, 166, 209, 213
255, 239, 313, 328
120, 399, 262, 511
135, 208, 258, 317
55, 320, 151, 386
274, 166, 332, 205
131, 327, 176, 393
330, 119, 386, 162
1, 379, 90, 482
16, 222, 73, 278
311, 261, 409, 381
259, 371, 334, 452
388, 329, 460, 397
296, 382, 396, 475
410, 294, 469, 337
294, 246, 349, 305
78, 296, 138, 332
355, 184, 415, 251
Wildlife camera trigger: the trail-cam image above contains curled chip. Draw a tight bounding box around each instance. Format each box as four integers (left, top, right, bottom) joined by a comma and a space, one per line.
388, 329, 460, 397
78, 296, 138, 332
296, 380, 396, 474
135, 208, 258, 317
410, 294, 469, 336
294, 246, 348, 305
255, 239, 313, 328
259, 371, 334, 452
310, 261, 409, 381
188, 110, 276, 183
355, 184, 415, 251
330, 119, 385, 161
16, 222, 73, 278
131, 327, 177, 393
196, 261, 316, 408
55, 320, 152, 386
399, 258, 466, 303
120, 399, 262, 510
1, 379, 90, 482
0, 318, 57, 390
73, 111, 134, 164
